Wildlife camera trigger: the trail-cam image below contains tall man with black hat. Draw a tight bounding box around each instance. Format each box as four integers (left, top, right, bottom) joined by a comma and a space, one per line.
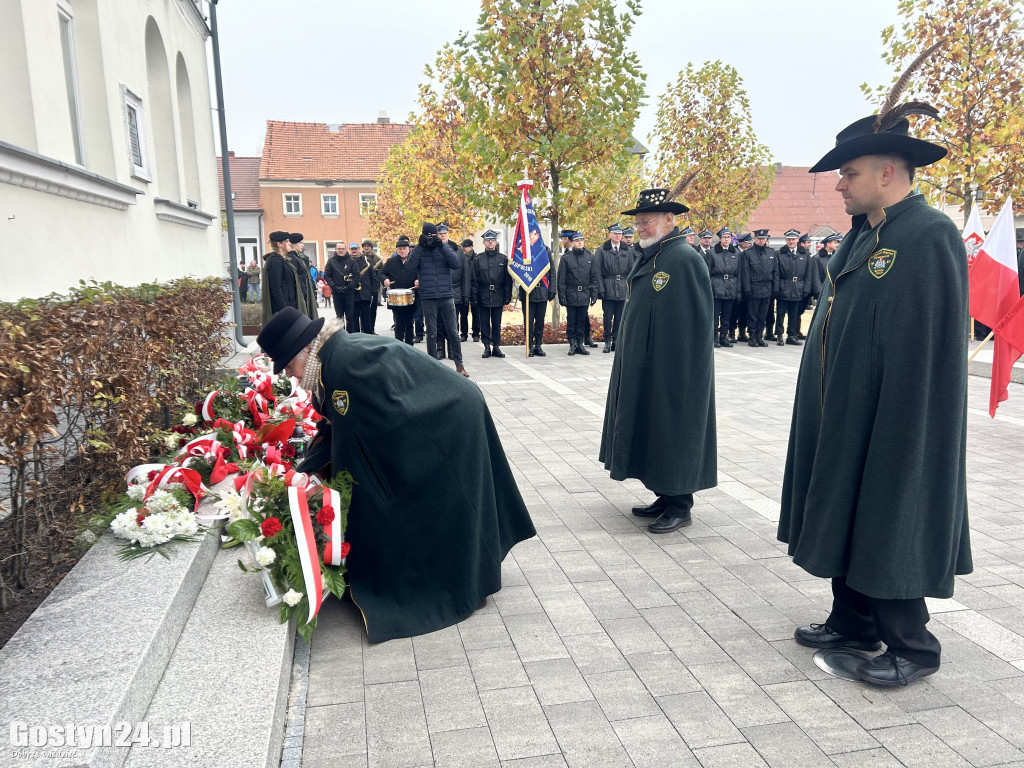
779, 84, 972, 687
288, 233, 319, 321
557, 232, 600, 356
471, 230, 512, 358
594, 224, 634, 353
708, 228, 741, 348
601, 188, 717, 533
741, 229, 778, 346
774, 231, 817, 345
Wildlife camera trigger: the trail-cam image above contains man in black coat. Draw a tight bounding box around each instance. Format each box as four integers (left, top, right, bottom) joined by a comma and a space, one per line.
696, 229, 714, 260
741, 229, 779, 346
621, 226, 637, 255
520, 268, 555, 357
774, 232, 817, 345
812, 233, 841, 301
594, 223, 634, 352
351, 246, 379, 335
324, 242, 358, 327
382, 236, 417, 344
557, 232, 600, 356
471, 230, 512, 358
458, 239, 479, 342
708, 228, 741, 348
730, 232, 753, 341
360, 239, 383, 329
410, 223, 468, 376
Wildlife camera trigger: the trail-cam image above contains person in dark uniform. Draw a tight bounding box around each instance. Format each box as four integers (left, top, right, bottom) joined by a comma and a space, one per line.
288, 233, 319, 321
361, 239, 383, 330
812, 233, 842, 302
621, 226, 637, 254
795, 234, 816, 336
696, 229, 714, 260
730, 232, 753, 342
471, 230, 512, 358
708, 227, 741, 348
352, 244, 379, 334
433, 223, 460, 360
324, 242, 358, 327
779, 86, 971, 687
741, 229, 778, 347
521, 265, 556, 357
595, 223, 634, 353
765, 229, 797, 340
774, 232, 817, 345
681, 226, 697, 252
557, 232, 600, 356
458, 239, 479, 342
261, 231, 306, 325
382, 236, 418, 344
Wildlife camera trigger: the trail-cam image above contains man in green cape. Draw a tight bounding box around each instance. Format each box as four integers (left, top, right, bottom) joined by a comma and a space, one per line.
778, 99, 972, 686
257, 308, 536, 643
600, 188, 717, 533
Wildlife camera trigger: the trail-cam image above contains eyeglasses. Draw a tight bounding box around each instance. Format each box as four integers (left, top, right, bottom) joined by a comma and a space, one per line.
634, 217, 660, 230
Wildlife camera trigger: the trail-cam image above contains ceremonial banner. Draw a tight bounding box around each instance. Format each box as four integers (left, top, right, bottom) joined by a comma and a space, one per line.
508, 179, 551, 292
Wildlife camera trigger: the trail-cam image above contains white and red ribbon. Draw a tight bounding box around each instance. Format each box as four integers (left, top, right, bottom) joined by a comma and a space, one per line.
201, 390, 222, 422
288, 486, 324, 624
320, 487, 346, 566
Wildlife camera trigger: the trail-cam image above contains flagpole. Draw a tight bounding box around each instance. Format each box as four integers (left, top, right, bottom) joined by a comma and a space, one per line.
968, 331, 995, 362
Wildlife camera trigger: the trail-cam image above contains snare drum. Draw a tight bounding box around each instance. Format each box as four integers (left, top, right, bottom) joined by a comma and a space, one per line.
387, 288, 415, 307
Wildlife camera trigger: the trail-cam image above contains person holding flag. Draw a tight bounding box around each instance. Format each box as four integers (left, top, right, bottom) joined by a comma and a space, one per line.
508, 179, 555, 357
778, 61, 973, 687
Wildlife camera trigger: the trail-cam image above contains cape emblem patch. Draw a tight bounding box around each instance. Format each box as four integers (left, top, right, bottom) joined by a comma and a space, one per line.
652, 272, 670, 291
868, 249, 896, 279
332, 390, 349, 416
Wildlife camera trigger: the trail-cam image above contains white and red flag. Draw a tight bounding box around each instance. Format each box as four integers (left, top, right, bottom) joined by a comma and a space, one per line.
962, 204, 985, 266
968, 197, 1021, 416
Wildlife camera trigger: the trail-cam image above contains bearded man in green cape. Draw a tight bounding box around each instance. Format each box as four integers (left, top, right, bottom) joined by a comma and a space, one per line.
599, 188, 718, 533
778, 96, 972, 686
257, 308, 536, 643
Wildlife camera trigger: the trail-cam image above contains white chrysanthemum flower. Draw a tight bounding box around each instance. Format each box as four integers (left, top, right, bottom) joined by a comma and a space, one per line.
182, 413, 198, 426
282, 589, 303, 607
163, 434, 178, 451
256, 546, 276, 567
126, 485, 147, 502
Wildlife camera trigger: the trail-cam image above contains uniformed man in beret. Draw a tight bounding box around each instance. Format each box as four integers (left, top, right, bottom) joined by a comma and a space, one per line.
741, 229, 778, 346
774, 230, 817, 345
601, 189, 717, 533
779, 93, 972, 687
708, 227, 741, 348
594, 224, 634, 353
471, 230, 512, 358
730, 233, 753, 342
557, 232, 600, 356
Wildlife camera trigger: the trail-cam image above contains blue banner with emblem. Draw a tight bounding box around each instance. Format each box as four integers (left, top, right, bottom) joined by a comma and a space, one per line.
508, 181, 550, 293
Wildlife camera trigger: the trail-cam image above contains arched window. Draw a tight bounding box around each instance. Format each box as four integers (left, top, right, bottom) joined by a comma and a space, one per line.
175, 53, 200, 206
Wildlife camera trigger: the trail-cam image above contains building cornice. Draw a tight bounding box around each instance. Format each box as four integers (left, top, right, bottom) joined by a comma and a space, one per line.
154, 198, 216, 228
0, 140, 141, 210
176, 0, 211, 39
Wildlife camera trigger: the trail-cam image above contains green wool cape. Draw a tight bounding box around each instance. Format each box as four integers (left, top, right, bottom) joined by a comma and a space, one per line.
301, 331, 536, 642
778, 194, 972, 599
599, 229, 718, 496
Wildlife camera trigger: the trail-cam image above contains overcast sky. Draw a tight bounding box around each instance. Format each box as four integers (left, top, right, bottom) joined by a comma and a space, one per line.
207, 0, 896, 167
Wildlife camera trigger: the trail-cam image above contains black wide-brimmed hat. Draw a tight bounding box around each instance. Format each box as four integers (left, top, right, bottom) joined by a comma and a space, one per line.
808, 114, 947, 173
256, 307, 324, 374
621, 188, 689, 216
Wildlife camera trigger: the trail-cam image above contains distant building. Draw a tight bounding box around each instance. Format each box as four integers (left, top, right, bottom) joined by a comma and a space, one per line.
258, 116, 411, 268
0, 0, 222, 301
217, 152, 263, 268
743, 165, 849, 247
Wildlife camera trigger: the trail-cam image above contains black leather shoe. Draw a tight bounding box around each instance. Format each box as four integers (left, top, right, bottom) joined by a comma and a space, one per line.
460, 334, 468, 341
610, 340, 615, 351
714, 338, 721, 348
534, 346, 546, 357
777, 336, 785, 346
568, 345, 576, 356
576, 342, 590, 355
528, 348, 535, 357
720, 336, 733, 348
584, 339, 598, 348
631, 498, 665, 517
648, 509, 692, 533
738, 333, 748, 342
794, 623, 881, 651
856, 651, 938, 687
604, 342, 612, 353
786, 337, 801, 346
492, 347, 505, 358
797, 333, 807, 340
748, 337, 758, 347
765, 333, 776, 341
482, 348, 491, 359
472, 335, 480, 342
757, 334, 767, 347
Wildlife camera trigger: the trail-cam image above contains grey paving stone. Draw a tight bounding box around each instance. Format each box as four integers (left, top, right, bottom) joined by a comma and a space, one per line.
412, 625, 469, 672
430, 726, 501, 768
301, 702, 365, 764
468, 644, 532, 691
306, 647, 364, 706
691, 743, 770, 767
420, 666, 488, 733
626, 649, 703, 697
537, 590, 604, 637
601, 616, 670, 655
611, 713, 702, 767
503, 611, 570, 662
524, 658, 594, 706
687, 660, 789, 728
912, 705, 1023, 766
936, 611, 1024, 662
716, 638, 804, 686
499, 755, 568, 767
364, 680, 432, 768
562, 631, 630, 674
763, 680, 879, 754
480, 686, 560, 762
543, 700, 632, 768
363, 637, 418, 685
658, 691, 746, 750
492, 584, 546, 618
813, 677, 918, 730
828, 748, 906, 768
459, 611, 515, 651
575, 581, 642, 620
584, 667, 661, 720
870, 723, 973, 767
741, 721, 834, 768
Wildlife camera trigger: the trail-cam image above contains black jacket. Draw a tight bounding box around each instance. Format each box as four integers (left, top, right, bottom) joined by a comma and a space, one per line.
594, 240, 634, 301
518, 268, 556, 304
352, 254, 378, 301
449, 246, 470, 305
382, 253, 418, 290
741, 244, 779, 299
557, 248, 600, 307
471, 249, 512, 307
776, 245, 817, 302
265, 252, 298, 313
409, 234, 460, 299
813, 247, 832, 298
707, 244, 742, 300
324, 253, 358, 295
459, 250, 477, 305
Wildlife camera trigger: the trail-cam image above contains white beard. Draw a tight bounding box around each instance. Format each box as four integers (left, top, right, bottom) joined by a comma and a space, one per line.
638, 235, 657, 249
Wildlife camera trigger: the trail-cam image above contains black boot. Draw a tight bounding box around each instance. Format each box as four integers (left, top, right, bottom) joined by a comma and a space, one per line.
534, 345, 546, 357
568, 342, 576, 356
757, 332, 767, 347
528, 347, 535, 357
776, 333, 785, 346
576, 340, 590, 356
584, 336, 598, 348
786, 336, 802, 346
748, 335, 758, 347
604, 340, 612, 353
738, 330, 748, 342
714, 337, 721, 348
482, 347, 491, 358
610, 339, 615, 351
720, 333, 733, 348
492, 346, 505, 358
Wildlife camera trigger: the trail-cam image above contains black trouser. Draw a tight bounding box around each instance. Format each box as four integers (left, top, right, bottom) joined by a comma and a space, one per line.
713, 298, 734, 337
392, 306, 414, 344
731, 299, 748, 336
469, 303, 481, 338
747, 298, 770, 335
457, 302, 471, 338
602, 299, 624, 343
370, 288, 380, 328
827, 577, 940, 667
765, 298, 776, 336
775, 299, 803, 338
422, 297, 463, 365
353, 300, 373, 333
413, 298, 424, 339
974, 319, 991, 341
332, 291, 355, 324
480, 305, 503, 348
566, 305, 588, 343
523, 301, 546, 347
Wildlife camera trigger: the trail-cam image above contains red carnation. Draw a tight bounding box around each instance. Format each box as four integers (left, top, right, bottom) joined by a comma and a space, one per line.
136, 509, 150, 526
260, 517, 282, 538
340, 542, 351, 559
316, 505, 334, 526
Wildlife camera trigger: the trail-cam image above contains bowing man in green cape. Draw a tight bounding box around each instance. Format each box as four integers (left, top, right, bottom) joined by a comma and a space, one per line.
778, 62, 972, 687
257, 308, 536, 643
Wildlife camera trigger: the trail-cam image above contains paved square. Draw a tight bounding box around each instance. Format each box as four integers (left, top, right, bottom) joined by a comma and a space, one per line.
299, 334, 1024, 768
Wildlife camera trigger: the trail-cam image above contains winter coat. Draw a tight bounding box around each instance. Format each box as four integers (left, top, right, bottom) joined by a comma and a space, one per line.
471, 249, 512, 308
775, 245, 817, 302
740, 244, 779, 299
324, 253, 358, 296
594, 240, 634, 301
557, 248, 600, 307
707, 244, 742, 300
409, 234, 460, 300
382, 254, 418, 290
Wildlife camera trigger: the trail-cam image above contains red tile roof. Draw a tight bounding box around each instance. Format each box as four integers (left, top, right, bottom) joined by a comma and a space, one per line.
259, 120, 412, 182
217, 154, 262, 211
743, 166, 850, 236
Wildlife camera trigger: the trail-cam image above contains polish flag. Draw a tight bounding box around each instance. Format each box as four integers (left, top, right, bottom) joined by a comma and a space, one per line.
969, 197, 1019, 330
962, 205, 985, 267
990, 294, 1024, 416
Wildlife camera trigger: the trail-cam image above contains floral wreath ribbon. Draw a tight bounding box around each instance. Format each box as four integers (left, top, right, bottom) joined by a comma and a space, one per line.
287, 484, 346, 624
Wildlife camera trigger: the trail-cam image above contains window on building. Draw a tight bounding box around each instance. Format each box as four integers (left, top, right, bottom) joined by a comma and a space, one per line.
58, 1, 85, 165
122, 87, 149, 180
283, 194, 302, 215
321, 194, 338, 216
359, 193, 377, 217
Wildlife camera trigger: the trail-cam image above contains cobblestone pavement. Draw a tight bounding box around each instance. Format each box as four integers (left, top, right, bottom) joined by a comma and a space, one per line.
289, 313, 1024, 768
